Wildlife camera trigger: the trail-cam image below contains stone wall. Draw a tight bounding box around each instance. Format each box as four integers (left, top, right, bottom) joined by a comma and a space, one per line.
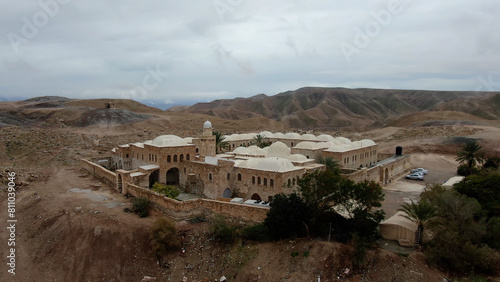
81, 159, 116, 188
125, 182, 268, 223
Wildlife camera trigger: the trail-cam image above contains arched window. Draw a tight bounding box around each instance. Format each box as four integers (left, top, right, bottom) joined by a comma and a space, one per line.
227, 173, 230, 180
196, 148, 199, 153
252, 176, 255, 184
180, 154, 184, 161
167, 155, 171, 163
238, 173, 242, 181
292, 178, 296, 185
209, 173, 213, 181
174, 155, 178, 162
270, 179, 274, 187
258, 177, 261, 185
154, 155, 157, 162
264, 178, 267, 186
126, 154, 129, 158
186, 154, 190, 160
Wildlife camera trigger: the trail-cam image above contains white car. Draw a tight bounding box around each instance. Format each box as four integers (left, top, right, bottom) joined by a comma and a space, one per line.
405, 172, 424, 181
411, 168, 428, 175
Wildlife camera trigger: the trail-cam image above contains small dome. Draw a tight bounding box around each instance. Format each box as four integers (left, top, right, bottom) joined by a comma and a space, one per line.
259, 131, 273, 138
360, 139, 376, 147
326, 145, 346, 152
273, 132, 285, 138
203, 120, 212, 129
316, 134, 335, 142
233, 146, 249, 155
295, 141, 318, 150
287, 154, 308, 162
152, 135, 188, 147
240, 133, 257, 140
266, 141, 291, 157
352, 141, 362, 149
284, 132, 301, 139
246, 157, 296, 172
301, 134, 316, 140
246, 145, 266, 157
335, 137, 351, 144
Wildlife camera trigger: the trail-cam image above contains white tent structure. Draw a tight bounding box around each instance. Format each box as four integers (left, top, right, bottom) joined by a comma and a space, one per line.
380, 211, 418, 245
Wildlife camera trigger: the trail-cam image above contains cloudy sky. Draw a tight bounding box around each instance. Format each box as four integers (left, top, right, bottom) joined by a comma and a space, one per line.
1, 0, 499, 106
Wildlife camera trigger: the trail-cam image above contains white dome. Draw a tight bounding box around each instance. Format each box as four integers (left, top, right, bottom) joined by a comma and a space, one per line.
273, 132, 285, 138
246, 157, 296, 172
287, 154, 308, 162
295, 141, 318, 150
266, 141, 291, 157
352, 141, 362, 149
301, 134, 316, 140
335, 137, 351, 144
183, 137, 194, 144
360, 139, 376, 147
259, 131, 273, 138
316, 142, 332, 150
233, 146, 249, 155
203, 120, 212, 129
152, 135, 188, 147
284, 132, 301, 139
225, 134, 241, 141
316, 134, 335, 142
246, 145, 266, 157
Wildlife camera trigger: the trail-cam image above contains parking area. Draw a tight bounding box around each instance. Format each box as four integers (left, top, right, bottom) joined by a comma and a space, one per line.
381, 153, 459, 218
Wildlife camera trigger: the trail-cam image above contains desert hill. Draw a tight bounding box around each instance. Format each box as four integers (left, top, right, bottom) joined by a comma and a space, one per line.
170, 87, 500, 130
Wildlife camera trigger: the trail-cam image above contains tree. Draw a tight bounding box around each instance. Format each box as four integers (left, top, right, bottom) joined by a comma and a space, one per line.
398, 199, 437, 245
455, 140, 485, 177
253, 134, 271, 148
213, 131, 229, 153
264, 193, 311, 240
455, 172, 500, 218
316, 155, 341, 174
151, 183, 180, 199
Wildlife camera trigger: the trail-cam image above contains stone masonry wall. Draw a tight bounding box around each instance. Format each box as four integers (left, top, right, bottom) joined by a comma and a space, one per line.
81, 159, 116, 188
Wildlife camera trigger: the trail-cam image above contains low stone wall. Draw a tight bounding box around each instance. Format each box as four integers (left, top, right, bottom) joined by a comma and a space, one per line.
81, 159, 116, 188
125, 182, 268, 223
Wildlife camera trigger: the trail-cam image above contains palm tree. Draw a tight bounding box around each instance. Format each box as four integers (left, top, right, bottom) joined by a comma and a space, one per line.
213, 131, 229, 154
398, 199, 437, 246
253, 134, 265, 148
455, 140, 485, 175
316, 155, 340, 175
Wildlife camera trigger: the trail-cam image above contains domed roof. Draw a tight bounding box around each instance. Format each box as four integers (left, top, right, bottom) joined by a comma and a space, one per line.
301, 134, 316, 140
287, 154, 308, 162
351, 141, 362, 149
183, 137, 194, 144
240, 133, 256, 140
266, 141, 291, 157
233, 146, 249, 155
360, 139, 376, 146
259, 131, 273, 138
335, 137, 351, 144
326, 145, 346, 152
224, 134, 240, 141
203, 120, 212, 129
273, 132, 285, 138
294, 141, 318, 150
316, 134, 335, 142
246, 157, 296, 172
152, 135, 188, 147
284, 132, 301, 139
246, 145, 266, 157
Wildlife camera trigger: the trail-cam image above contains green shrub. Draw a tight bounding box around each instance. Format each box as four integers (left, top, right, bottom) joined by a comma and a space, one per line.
210, 214, 238, 244
151, 183, 180, 199
242, 223, 270, 242
149, 217, 181, 258
457, 164, 479, 176
131, 197, 151, 218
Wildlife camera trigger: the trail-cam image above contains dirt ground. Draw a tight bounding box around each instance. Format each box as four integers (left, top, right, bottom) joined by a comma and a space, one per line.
1, 122, 500, 281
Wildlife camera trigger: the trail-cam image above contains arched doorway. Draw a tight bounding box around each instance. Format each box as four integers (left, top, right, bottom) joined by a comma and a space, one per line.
223, 188, 231, 198
149, 169, 159, 188
166, 168, 180, 186
251, 193, 261, 201
384, 168, 389, 184
117, 174, 123, 193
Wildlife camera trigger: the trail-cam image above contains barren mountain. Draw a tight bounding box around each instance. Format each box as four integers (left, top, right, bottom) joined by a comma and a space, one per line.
171, 87, 499, 130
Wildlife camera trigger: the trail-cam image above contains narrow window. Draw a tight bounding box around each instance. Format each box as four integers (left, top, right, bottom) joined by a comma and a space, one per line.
238, 173, 242, 181
174, 155, 178, 162
252, 176, 255, 184
167, 155, 171, 163
227, 173, 230, 180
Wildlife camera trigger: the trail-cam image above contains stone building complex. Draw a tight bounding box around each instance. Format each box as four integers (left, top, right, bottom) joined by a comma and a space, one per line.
108, 121, 405, 203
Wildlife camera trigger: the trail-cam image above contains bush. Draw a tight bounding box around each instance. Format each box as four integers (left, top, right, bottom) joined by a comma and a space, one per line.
131, 197, 151, 218
151, 183, 180, 199
264, 193, 311, 240
485, 217, 500, 249
242, 223, 270, 242
149, 217, 181, 258
210, 215, 238, 244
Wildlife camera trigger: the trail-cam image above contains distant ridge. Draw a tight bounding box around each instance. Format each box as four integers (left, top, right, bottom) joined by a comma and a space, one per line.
167, 87, 499, 130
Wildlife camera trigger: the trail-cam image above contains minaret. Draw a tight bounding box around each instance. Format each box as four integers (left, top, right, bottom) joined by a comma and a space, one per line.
203, 120, 213, 137
197, 120, 216, 157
